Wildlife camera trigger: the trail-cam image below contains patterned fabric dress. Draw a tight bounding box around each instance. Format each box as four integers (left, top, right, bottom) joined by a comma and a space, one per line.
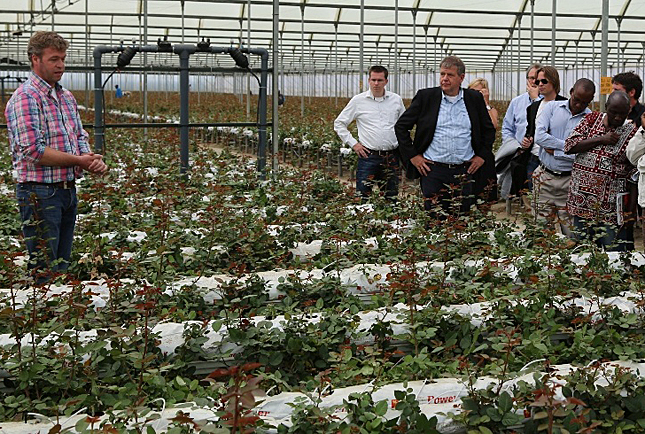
565, 112, 637, 224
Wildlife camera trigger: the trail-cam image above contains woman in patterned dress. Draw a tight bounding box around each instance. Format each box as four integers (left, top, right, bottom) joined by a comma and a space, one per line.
564, 91, 637, 250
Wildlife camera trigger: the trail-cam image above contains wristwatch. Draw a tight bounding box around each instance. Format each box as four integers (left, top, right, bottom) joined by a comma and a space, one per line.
486, 105, 492, 111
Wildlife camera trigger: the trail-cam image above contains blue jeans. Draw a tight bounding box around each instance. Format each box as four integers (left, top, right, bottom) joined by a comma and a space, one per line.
16, 183, 78, 277
355, 152, 400, 201
573, 216, 633, 251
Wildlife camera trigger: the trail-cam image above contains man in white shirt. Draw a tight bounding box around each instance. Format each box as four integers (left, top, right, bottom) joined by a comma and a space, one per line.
334, 65, 406, 202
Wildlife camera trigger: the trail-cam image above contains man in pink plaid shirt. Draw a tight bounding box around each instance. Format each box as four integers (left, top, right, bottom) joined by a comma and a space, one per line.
6, 31, 107, 281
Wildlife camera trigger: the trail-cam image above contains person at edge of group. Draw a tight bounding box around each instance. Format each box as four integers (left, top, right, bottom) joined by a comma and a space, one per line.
5, 31, 108, 283
612, 71, 645, 128
521, 66, 569, 194
626, 112, 645, 225
394, 55, 496, 219
334, 65, 405, 203
115, 84, 123, 99
564, 91, 637, 251
468, 78, 498, 129
532, 78, 595, 237
495, 63, 542, 201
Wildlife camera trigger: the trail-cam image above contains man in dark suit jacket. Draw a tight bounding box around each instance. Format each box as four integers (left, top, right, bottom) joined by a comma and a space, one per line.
395, 56, 496, 218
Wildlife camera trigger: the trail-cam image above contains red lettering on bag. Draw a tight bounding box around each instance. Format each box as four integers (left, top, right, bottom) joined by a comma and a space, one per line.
427, 395, 457, 404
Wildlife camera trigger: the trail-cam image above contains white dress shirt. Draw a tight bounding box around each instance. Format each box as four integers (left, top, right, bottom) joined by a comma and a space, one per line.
334, 89, 405, 151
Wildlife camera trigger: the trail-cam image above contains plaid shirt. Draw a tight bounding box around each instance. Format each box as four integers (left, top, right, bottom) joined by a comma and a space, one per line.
5, 72, 90, 183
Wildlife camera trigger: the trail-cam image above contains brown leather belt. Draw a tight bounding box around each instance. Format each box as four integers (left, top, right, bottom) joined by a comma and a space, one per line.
22, 180, 76, 189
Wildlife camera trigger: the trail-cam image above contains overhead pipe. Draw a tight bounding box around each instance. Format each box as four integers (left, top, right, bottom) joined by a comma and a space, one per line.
92, 43, 269, 177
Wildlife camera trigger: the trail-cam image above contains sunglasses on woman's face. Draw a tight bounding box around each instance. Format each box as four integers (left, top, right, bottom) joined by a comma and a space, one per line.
534, 79, 549, 85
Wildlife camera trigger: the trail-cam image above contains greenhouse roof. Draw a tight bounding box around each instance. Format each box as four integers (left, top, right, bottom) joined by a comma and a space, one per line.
1, 0, 644, 73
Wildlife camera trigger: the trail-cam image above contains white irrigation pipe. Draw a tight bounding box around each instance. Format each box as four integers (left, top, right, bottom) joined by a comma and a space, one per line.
520, 359, 546, 373
61, 407, 88, 429
25, 412, 53, 424
150, 397, 167, 432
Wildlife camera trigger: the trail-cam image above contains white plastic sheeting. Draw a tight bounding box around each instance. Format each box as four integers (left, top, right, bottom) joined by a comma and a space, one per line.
1, 289, 643, 365
0, 403, 219, 434
3, 250, 645, 308
1, 361, 643, 433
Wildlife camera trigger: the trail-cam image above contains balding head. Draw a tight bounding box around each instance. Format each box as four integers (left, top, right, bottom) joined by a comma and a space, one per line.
607, 90, 630, 111
606, 90, 631, 128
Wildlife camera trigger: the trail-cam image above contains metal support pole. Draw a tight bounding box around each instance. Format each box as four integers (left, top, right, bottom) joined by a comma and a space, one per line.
178, 47, 191, 174
433, 36, 437, 87
247, 0, 251, 122
412, 10, 417, 93
181, 1, 185, 43
510, 31, 514, 94
592, 31, 597, 90
84, 0, 89, 110
256, 49, 269, 178
551, 0, 556, 67
359, 0, 364, 92
530, 0, 535, 62
601, 0, 609, 111
280, 46, 285, 96
335, 23, 338, 106
272, 0, 279, 173
517, 16, 521, 95
617, 18, 622, 69
394, 0, 399, 94
143, 0, 149, 141
309, 41, 314, 101
424, 27, 428, 88
300, 5, 305, 117
575, 41, 579, 92
562, 47, 567, 95
93, 53, 105, 155
491, 66, 496, 101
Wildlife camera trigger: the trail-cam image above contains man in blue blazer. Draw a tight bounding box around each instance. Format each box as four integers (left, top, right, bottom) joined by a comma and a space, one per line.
395, 56, 496, 218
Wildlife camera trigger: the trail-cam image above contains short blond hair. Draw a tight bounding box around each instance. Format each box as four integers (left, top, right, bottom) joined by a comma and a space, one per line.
27, 31, 69, 66
468, 78, 490, 91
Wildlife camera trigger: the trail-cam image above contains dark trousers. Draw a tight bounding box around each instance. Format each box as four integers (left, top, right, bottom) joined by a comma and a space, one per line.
355, 152, 400, 201
526, 154, 540, 191
573, 216, 634, 252
420, 163, 473, 219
